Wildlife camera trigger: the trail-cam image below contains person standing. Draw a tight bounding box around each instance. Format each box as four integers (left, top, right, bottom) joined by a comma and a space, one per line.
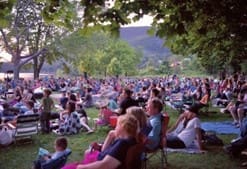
40, 88, 54, 133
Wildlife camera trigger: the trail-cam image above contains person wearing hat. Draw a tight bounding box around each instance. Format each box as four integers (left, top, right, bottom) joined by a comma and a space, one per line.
166, 106, 204, 151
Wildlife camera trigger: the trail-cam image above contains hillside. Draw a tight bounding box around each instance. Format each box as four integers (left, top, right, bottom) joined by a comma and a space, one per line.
120, 26, 171, 64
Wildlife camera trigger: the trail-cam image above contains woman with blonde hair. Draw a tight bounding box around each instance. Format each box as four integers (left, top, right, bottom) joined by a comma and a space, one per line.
126, 106, 147, 130
63, 114, 139, 169
101, 106, 148, 151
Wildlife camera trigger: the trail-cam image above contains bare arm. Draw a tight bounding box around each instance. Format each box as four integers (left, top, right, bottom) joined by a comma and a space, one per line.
167, 114, 185, 133
101, 130, 116, 151
196, 128, 204, 151
76, 155, 120, 169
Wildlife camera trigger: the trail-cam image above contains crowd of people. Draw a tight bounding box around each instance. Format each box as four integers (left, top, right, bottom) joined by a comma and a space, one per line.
0, 72, 246, 168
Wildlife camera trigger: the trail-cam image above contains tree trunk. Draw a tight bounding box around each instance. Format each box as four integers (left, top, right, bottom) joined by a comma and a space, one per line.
33, 55, 45, 79
33, 57, 39, 79
13, 64, 20, 81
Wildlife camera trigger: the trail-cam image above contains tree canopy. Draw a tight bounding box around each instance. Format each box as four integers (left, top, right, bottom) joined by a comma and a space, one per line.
54, 31, 142, 76
0, 0, 79, 79
40, 0, 246, 73
1, 0, 246, 77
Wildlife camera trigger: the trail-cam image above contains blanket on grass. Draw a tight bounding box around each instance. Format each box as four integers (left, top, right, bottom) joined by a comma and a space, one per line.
201, 121, 239, 135
166, 143, 202, 154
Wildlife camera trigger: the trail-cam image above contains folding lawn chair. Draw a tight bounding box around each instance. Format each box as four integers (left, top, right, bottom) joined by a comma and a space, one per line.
8, 114, 39, 144
142, 114, 170, 169
41, 149, 72, 169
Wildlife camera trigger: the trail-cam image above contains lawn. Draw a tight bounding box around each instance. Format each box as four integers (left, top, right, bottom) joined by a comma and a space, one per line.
0, 107, 243, 169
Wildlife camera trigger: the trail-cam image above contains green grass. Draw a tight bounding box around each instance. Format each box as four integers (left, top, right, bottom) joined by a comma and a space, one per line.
0, 107, 243, 169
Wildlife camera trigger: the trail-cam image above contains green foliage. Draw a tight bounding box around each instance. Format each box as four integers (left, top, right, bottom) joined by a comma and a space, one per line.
44, 0, 246, 74
0, 0, 15, 27
151, 0, 246, 73
157, 60, 172, 75
240, 60, 247, 74
106, 57, 122, 76
2, 0, 246, 77
40, 0, 78, 29
54, 31, 142, 76
139, 54, 209, 77
55, 63, 70, 77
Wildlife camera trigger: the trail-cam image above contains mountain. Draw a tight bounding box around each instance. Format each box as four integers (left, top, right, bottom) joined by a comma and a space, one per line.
120, 26, 171, 65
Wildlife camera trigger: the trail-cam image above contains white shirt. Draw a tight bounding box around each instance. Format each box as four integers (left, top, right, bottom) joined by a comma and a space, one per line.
177, 117, 201, 147
51, 150, 65, 159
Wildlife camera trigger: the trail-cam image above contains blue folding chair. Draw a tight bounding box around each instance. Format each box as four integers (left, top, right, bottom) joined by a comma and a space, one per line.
41, 149, 72, 169
142, 114, 170, 169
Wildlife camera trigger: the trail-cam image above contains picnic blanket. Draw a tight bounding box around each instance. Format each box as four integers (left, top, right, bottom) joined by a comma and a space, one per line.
201, 121, 239, 135
166, 143, 202, 154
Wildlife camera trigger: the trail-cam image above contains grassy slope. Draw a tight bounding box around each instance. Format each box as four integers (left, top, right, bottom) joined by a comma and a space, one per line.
0, 107, 243, 169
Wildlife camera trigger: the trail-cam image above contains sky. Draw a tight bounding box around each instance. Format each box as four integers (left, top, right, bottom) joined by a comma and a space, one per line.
0, 51, 12, 62
123, 15, 153, 27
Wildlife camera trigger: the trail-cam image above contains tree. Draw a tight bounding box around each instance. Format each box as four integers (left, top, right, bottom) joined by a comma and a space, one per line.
45, 0, 246, 73
106, 57, 122, 76
0, 0, 79, 79
158, 60, 172, 75
54, 31, 141, 76
0, 0, 47, 80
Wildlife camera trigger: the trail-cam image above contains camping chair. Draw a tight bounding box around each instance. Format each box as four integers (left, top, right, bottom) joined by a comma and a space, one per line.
9, 114, 39, 143
142, 114, 170, 169
41, 149, 72, 169
122, 143, 145, 169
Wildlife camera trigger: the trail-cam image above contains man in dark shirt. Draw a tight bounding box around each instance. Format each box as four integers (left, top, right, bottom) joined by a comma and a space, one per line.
59, 91, 68, 110
119, 88, 138, 115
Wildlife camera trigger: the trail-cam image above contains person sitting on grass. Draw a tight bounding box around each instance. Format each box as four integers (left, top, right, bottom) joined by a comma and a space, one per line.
58, 101, 81, 135
1, 102, 19, 123
82, 88, 93, 108
94, 102, 114, 130
118, 88, 138, 115
229, 88, 247, 128
166, 106, 204, 151
6, 100, 35, 127
194, 83, 211, 110
76, 103, 94, 134
24, 100, 35, 115
60, 91, 69, 110
224, 115, 247, 158
33, 137, 68, 169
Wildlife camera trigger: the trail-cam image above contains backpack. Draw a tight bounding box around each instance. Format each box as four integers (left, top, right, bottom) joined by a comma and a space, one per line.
203, 133, 224, 146
201, 129, 224, 146
0, 126, 13, 146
